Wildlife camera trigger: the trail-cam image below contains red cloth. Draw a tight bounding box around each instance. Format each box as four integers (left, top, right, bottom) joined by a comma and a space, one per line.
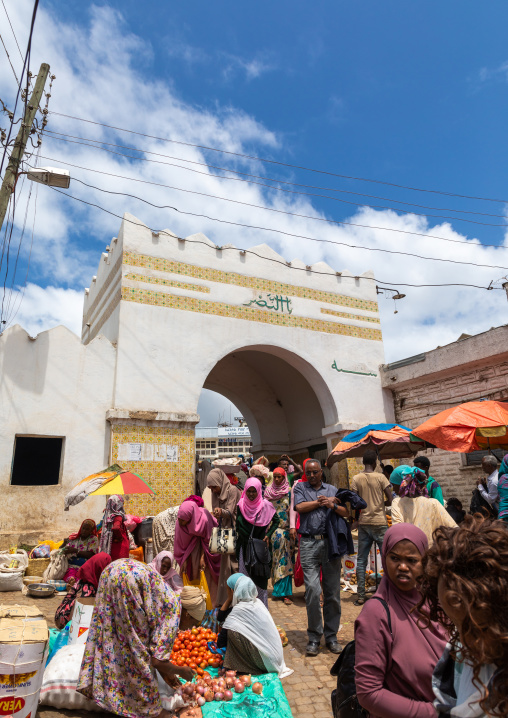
77, 552, 112, 589
110, 515, 130, 561
354, 524, 447, 718
185, 495, 205, 507
68, 519, 97, 541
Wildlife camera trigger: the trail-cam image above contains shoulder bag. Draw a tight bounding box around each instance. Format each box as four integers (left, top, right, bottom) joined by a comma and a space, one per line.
330, 597, 392, 718
244, 513, 271, 580
209, 510, 237, 555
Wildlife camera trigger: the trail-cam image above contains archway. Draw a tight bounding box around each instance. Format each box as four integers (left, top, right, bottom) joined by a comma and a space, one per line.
202, 345, 337, 457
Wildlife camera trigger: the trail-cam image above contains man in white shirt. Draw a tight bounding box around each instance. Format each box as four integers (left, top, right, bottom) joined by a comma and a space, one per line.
477, 455, 499, 511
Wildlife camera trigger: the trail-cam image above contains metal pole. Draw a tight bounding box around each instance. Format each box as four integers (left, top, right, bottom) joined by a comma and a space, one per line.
0, 63, 50, 232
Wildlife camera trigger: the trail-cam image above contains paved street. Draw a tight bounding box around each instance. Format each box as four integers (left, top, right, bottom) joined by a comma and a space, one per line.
2, 583, 360, 718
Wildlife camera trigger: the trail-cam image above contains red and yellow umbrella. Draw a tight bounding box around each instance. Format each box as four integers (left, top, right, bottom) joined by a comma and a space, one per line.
64, 464, 154, 510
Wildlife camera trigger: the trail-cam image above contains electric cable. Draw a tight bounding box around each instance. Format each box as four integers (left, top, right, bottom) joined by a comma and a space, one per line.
42, 128, 508, 220
0, 31, 19, 83
47, 184, 503, 290
68, 176, 508, 271
35, 155, 508, 252
47, 110, 508, 205
1, 0, 24, 62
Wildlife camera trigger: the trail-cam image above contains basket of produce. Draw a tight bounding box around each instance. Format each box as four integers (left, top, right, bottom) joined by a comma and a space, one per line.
27, 557, 51, 576
27, 582, 56, 598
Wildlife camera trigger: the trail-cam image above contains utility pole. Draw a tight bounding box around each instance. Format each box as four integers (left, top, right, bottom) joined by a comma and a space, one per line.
0, 62, 50, 232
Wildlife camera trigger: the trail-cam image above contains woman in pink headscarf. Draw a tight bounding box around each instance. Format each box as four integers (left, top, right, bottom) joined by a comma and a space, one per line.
265, 467, 296, 605
354, 523, 447, 718
236, 477, 279, 608
174, 501, 221, 605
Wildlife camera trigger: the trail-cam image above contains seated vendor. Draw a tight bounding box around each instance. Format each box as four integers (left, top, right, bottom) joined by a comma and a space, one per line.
62, 519, 99, 582
221, 574, 292, 678
55, 552, 111, 628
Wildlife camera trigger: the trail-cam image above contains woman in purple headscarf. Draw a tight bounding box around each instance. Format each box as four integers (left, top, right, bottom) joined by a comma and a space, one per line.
354, 524, 447, 718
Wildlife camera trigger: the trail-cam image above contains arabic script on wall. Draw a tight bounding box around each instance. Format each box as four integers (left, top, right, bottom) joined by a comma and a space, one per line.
243, 293, 293, 314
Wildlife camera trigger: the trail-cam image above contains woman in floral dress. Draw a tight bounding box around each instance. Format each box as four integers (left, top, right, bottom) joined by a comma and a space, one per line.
265, 468, 296, 605
77, 559, 201, 718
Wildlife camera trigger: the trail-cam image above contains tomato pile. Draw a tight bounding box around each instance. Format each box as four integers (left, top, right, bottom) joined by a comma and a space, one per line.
170, 626, 222, 673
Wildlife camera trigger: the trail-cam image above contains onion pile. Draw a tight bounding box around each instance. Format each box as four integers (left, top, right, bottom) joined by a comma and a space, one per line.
176, 671, 263, 707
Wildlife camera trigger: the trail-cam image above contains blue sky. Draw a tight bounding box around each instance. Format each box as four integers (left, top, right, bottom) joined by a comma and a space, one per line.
2, 0, 508, 423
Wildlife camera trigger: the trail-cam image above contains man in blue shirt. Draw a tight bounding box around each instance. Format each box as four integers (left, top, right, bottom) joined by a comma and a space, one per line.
294, 459, 349, 657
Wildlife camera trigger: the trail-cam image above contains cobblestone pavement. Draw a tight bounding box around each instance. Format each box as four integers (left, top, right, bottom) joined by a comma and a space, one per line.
1, 583, 361, 718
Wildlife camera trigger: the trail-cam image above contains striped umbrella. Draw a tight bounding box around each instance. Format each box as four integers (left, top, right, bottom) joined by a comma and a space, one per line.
327, 423, 427, 466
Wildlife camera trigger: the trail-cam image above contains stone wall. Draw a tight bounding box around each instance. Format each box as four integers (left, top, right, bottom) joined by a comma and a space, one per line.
382, 326, 508, 508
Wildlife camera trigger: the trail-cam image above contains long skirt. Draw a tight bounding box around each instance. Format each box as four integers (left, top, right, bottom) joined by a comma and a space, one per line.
239, 547, 268, 608
272, 575, 292, 598
223, 630, 267, 675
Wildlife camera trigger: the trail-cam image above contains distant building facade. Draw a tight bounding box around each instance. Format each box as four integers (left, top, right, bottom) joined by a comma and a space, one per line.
381, 325, 508, 508
196, 426, 252, 459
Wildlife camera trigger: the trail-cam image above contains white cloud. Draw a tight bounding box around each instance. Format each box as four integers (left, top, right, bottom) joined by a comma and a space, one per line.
1, 0, 508, 368
3, 283, 83, 337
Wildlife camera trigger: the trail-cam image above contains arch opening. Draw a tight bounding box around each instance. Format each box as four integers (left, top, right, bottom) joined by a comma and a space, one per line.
201, 345, 337, 459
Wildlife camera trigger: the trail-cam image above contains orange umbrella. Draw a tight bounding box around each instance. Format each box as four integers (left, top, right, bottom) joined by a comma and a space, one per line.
411, 400, 508, 453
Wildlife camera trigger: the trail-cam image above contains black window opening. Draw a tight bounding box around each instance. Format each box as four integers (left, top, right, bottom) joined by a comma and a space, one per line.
11, 436, 64, 486
464, 448, 506, 467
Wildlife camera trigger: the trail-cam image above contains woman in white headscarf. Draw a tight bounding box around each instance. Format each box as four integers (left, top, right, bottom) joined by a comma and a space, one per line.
222, 575, 293, 678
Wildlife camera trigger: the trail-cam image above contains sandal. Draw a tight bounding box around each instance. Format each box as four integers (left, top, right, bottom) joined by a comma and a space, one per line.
354, 598, 365, 606
283, 597, 293, 605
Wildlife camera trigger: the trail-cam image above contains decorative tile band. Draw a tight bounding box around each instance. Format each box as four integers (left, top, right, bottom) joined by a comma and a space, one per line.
321, 307, 381, 324
125, 272, 211, 293
121, 286, 383, 341
123, 250, 379, 313
111, 424, 195, 515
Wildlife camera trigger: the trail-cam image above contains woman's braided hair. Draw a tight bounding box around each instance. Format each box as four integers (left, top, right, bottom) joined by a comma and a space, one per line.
419, 516, 508, 716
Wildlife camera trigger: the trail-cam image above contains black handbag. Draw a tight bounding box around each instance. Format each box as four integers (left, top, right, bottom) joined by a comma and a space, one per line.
330, 597, 392, 718
244, 513, 271, 580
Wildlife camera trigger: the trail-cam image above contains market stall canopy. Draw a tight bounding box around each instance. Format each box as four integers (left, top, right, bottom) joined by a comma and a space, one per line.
411, 400, 508, 453
327, 423, 427, 466
64, 464, 155, 510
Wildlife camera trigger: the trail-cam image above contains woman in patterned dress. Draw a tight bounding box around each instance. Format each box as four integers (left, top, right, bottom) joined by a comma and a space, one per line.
62, 519, 100, 582
265, 468, 296, 605
77, 559, 203, 718
55, 552, 111, 628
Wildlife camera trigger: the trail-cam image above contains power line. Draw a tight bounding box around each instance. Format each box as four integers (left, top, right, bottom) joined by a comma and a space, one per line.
47, 110, 508, 205
49, 182, 507, 281
1, 0, 24, 62
35, 154, 508, 253
0, 31, 19, 83
0, 0, 39, 177
42, 128, 508, 221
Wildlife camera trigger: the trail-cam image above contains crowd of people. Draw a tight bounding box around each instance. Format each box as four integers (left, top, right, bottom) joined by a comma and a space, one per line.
50, 450, 508, 717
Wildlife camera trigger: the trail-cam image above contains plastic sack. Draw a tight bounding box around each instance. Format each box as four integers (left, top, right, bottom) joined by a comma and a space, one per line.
40, 643, 104, 711
43, 550, 69, 582
201, 607, 220, 633
182, 569, 212, 611
46, 624, 70, 666
0, 570, 24, 591
0, 548, 28, 572
156, 672, 187, 712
